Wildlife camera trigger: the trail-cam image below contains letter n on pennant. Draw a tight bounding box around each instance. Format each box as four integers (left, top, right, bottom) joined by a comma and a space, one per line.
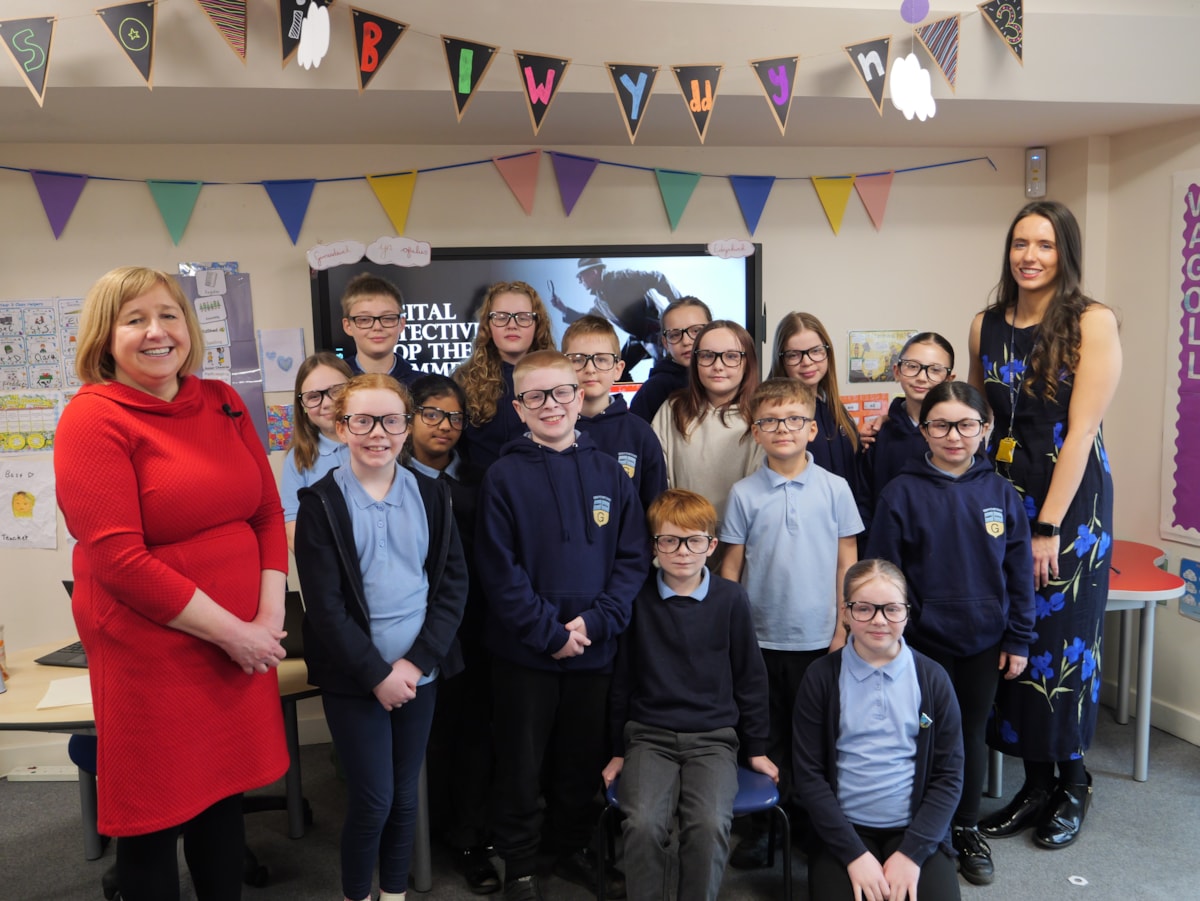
843, 36, 891, 116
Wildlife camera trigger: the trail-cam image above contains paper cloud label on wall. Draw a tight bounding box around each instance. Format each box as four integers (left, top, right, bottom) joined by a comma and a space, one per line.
707, 239, 755, 259
367, 236, 432, 267
307, 240, 366, 271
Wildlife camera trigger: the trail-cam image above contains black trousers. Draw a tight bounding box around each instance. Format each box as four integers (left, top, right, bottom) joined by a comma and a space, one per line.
809, 825, 961, 901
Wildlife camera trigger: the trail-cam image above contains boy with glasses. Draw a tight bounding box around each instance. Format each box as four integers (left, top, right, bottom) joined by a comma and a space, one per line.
719, 378, 863, 869
563, 315, 667, 512
630, 297, 712, 423
341, 273, 419, 385
476, 350, 650, 901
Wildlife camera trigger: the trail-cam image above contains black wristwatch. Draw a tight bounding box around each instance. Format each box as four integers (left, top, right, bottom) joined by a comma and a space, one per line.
1032, 521, 1061, 537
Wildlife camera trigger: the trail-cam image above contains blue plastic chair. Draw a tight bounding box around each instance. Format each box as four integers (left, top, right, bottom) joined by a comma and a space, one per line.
596, 765, 792, 900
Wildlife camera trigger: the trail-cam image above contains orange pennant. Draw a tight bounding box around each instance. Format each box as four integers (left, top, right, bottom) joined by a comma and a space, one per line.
493, 150, 542, 215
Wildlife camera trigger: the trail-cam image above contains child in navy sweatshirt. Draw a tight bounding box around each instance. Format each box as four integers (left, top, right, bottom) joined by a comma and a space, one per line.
629, 296, 712, 423
475, 350, 650, 901
866, 381, 1034, 888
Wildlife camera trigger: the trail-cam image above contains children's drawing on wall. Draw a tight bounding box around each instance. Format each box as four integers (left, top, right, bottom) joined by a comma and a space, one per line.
267, 404, 294, 452
259, 328, 305, 392
1, 392, 60, 453
847, 329, 918, 383
0, 457, 56, 548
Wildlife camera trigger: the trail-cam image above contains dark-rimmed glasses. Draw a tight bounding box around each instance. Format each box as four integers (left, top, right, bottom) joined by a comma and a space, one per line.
298, 383, 347, 408
662, 324, 706, 344
347, 314, 402, 330
342, 413, 411, 435
897, 359, 950, 382
516, 383, 579, 410
754, 415, 813, 433
653, 534, 714, 554
780, 345, 829, 365
487, 311, 538, 328
415, 405, 465, 430
695, 349, 746, 367
566, 352, 620, 372
921, 418, 985, 438
846, 601, 910, 623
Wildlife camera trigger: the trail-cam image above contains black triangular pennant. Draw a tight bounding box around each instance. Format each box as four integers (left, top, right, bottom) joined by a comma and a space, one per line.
843, 36, 891, 116
441, 35, 499, 121
278, 0, 332, 67
0, 16, 55, 106
978, 0, 1023, 65
606, 63, 659, 143
97, 2, 155, 88
350, 7, 406, 92
672, 64, 723, 143
749, 56, 799, 135
514, 51, 570, 135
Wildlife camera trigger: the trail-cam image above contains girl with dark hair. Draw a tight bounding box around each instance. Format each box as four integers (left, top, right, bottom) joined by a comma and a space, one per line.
867, 381, 1035, 885
968, 200, 1121, 849
630, 296, 713, 423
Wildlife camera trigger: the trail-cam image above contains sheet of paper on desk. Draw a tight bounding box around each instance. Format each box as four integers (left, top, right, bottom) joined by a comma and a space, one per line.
36, 674, 92, 709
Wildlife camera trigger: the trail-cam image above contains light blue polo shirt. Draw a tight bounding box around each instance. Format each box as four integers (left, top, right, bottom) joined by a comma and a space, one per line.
836, 636, 920, 828
282, 434, 347, 523
334, 463, 435, 684
720, 455, 863, 651
408, 450, 464, 481
656, 566, 711, 601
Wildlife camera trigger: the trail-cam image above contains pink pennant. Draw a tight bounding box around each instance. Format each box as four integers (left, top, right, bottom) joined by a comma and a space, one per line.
854, 171, 894, 231
493, 150, 542, 215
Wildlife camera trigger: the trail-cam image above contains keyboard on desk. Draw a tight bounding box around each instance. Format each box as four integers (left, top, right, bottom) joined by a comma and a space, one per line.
35, 640, 88, 668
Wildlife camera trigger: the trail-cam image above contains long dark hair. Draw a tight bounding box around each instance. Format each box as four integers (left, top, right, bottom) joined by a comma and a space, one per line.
669, 320, 759, 440
768, 311, 859, 452
919, 380, 991, 425
899, 331, 955, 371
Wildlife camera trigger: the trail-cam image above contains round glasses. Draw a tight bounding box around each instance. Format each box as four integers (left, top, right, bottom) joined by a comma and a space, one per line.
653, 534, 714, 554
415, 405, 465, 430
487, 311, 538, 328
662, 324, 706, 344
753, 415, 813, 433
342, 413, 411, 435
516, 383, 579, 410
921, 418, 985, 438
780, 345, 829, 365
298, 383, 347, 408
695, 349, 746, 367
845, 601, 910, 623
565, 352, 620, 371
896, 359, 950, 382
347, 314, 402, 330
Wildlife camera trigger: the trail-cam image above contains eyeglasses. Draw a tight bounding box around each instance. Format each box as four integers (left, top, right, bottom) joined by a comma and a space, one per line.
341, 413, 411, 435
565, 352, 620, 371
516, 383, 579, 409
347, 314, 402, 330
662, 324, 706, 344
897, 359, 950, 382
653, 534, 714, 554
487, 311, 538, 328
846, 601, 910, 623
298, 383, 347, 408
695, 349, 747, 367
921, 418, 985, 438
780, 345, 829, 365
753, 415, 813, 433
415, 405, 465, 430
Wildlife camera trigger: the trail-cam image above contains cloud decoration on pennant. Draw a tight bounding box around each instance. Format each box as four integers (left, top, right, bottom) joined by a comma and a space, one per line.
889, 52, 936, 121
306, 240, 366, 271
298, 1, 330, 69
367, 236, 432, 267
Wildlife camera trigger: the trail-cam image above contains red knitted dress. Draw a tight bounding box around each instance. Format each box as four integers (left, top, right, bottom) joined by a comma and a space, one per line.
54, 376, 290, 836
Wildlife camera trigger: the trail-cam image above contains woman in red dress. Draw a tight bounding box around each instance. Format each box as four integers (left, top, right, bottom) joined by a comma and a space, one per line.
55, 267, 291, 900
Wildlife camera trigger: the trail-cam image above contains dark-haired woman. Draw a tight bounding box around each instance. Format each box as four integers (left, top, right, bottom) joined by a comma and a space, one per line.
968, 200, 1121, 850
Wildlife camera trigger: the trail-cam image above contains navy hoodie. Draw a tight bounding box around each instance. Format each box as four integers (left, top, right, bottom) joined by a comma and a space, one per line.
629, 357, 688, 423
577, 393, 668, 512
459, 361, 525, 470
862, 395, 927, 516
812, 395, 869, 521
476, 430, 651, 673
865, 455, 1035, 659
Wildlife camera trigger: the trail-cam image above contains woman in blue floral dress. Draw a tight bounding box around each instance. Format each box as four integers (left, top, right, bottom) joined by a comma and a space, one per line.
968, 200, 1121, 850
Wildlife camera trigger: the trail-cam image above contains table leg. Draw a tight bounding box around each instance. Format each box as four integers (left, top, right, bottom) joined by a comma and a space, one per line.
283, 698, 306, 838
986, 749, 1003, 798
1115, 609, 1133, 725
1134, 600, 1155, 782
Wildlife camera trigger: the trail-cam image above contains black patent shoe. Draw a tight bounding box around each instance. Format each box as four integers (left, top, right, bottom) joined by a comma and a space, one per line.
459, 845, 501, 895
554, 847, 626, 899
1034, 773, 1093, 849
978, 782, 1054, 838
952, 825, 995, 885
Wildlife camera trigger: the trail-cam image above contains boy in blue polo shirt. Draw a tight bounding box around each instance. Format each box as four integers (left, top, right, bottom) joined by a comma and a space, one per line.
719, 378, 862, 868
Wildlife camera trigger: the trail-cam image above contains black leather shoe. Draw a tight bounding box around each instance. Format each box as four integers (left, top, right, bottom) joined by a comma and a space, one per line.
459, 845, 501, 895
554, 847, 626, 899
1034, 773, 1093, 849
978, 782, 1054, 838
503, 874, 543, 901
952, 825, 995, 885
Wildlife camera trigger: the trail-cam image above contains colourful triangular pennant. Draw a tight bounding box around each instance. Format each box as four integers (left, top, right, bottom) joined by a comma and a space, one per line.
351, 8, 406, 92
147, 180, 202, 245
655, 169, 701, 231
606, 63, 659, 144
514, 51, 570, 135
978, 0, 1023, 65
31, 170, 87, 239
812, 176, 856, 235
672, 64, 723, 143
97, 3, 155, 88
749, 57, 799, 136
915, 15, 960, 92
0, 17, 56, 107
493, 151, 542, 215
854, 171, 894, 231
728, 175, 776, 236
549, 152, 598, 217
278, 0, 332, 68
366, 171, 417, 235
843, 36, 891, 116
441, 35, 499, 121
194, 1, 246, 61
263, 179, 315, 244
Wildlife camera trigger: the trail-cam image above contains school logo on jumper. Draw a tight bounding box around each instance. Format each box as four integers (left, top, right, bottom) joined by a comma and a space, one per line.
983, 507, 1005, 537
617, 452, 637, 479
593, 495, 612, 526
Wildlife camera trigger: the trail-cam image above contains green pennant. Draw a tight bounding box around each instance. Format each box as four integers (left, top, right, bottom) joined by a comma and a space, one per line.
654, 169, 701, 231
146, 180, 202, 245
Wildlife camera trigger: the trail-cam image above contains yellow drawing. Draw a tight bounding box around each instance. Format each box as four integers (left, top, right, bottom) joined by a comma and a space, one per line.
12, 490, 34, 518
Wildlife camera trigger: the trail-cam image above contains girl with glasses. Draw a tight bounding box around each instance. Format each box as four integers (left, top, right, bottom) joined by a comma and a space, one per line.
630, 296, 713, 423
866, 381, 1035, 887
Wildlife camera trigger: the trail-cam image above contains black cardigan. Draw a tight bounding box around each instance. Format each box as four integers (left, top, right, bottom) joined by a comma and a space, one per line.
294, 467, 468, 697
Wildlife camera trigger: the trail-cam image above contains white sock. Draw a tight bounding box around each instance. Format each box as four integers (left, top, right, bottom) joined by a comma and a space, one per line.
380, 892, 406, 901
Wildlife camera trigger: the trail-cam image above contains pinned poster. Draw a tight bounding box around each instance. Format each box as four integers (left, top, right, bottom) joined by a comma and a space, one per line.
441, 35, 499, 121
854, 171, 894, 231
672, 64, 723, 143
728, 175, 775, 236
978, 0, 1023, 64
194, 0, 247, 61
0, 16, 55, 107
843, 36, 891, 116
351, 7, 406, 92
749, 56, 799, 135
549, 152, 598, 217
493, 150, 542, 215
655, 169, 701, 231
147, 180, 203, 245
278, 0, 332, 69
812, 176, 856, 235
262, 179, 316, 244
514, 51, 570, 135
915, 14, 960, 92
97, 2, 155, 88
606, 63, 659, 143
366, 171, 417, 235
32, 170, 88, 239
